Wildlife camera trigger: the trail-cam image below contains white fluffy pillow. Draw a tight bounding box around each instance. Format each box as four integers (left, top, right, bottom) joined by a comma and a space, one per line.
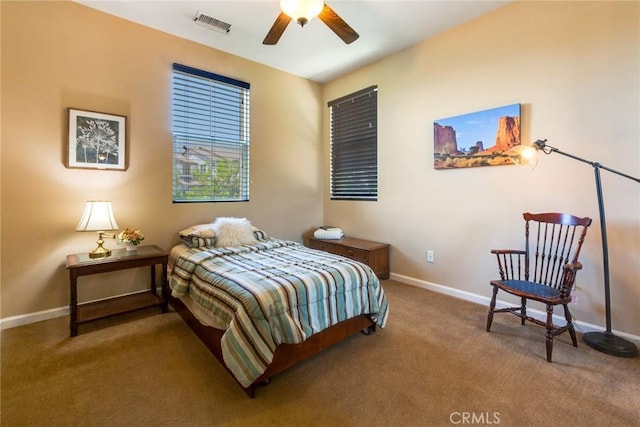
212, 217, 257, 247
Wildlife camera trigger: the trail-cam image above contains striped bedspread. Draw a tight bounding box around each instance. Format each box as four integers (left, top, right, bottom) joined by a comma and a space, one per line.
169, 238, 389, 387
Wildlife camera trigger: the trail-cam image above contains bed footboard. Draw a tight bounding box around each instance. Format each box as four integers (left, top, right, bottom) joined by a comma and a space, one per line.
169, 294, 375, 398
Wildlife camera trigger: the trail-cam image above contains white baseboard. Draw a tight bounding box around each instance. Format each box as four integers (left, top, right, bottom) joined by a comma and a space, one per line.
0, 289, 161, 330
2, 277, 639, 346
389, 272, 640, 344
1, 306, 69, 330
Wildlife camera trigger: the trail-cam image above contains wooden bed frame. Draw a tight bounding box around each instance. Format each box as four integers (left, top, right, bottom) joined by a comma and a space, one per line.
169, 294, 377, 398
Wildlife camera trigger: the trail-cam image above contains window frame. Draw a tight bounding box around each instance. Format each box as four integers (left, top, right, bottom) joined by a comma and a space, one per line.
328, 85, 378, 201
171, 63, 250, 203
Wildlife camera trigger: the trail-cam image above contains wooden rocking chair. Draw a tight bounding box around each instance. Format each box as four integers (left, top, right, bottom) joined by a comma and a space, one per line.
487, 212, 592, 362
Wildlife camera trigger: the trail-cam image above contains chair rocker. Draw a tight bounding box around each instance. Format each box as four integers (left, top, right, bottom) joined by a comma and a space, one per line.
487, 212, 592, 362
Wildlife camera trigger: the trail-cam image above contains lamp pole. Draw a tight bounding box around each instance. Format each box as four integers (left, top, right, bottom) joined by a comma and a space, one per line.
533, 140, 638, 357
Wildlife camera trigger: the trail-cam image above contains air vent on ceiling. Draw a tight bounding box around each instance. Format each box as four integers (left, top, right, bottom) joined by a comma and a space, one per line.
193, 11, 231, 34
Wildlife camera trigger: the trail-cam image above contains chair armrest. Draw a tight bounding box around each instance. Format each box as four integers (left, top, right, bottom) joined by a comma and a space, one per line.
563, 261, 583, 272
491, 249, 526, 255
558, 262, 584, 297
491, 249, 527, 280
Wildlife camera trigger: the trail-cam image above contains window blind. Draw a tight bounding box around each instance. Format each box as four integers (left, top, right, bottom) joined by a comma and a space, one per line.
171, 63, 250, 203
328, 86, 378, 201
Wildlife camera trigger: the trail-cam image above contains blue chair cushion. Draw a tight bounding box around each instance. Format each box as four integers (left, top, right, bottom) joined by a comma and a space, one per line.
497, 280, 561, 298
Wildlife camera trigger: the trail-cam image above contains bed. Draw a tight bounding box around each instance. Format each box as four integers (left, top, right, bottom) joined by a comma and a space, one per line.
168, 218, 389, 397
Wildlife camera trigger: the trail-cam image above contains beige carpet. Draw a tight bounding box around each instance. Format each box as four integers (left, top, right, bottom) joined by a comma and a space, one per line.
2, 280, 639, 426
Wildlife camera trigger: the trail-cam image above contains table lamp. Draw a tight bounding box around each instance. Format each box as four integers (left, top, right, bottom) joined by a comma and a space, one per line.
75, 201, 119, 259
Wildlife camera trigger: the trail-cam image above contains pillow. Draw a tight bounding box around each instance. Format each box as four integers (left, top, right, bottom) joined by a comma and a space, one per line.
253, 228, 269, 241
212, 217, 257, 247
180, 236, 216, 248
178, 223, 217, 248
179, 223, 216, 238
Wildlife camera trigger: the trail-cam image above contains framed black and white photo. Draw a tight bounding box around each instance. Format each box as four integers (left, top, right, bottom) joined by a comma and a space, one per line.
67, 108, 128, 170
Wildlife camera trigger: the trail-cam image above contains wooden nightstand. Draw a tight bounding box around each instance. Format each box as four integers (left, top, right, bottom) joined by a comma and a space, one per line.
307, 236, 390, 279
65, 245, 168, 336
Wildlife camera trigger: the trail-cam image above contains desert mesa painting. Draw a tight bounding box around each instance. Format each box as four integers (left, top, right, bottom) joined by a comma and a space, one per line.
433, 104, 521, 169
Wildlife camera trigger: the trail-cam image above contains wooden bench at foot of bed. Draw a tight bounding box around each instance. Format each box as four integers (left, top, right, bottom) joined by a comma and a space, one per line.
169, 294, 376, 398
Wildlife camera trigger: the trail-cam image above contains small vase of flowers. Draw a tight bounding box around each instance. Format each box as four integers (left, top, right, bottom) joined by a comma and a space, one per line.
118, 228, 145, 252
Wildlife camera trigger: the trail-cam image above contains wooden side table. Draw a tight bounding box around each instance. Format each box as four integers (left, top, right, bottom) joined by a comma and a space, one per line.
307, 236, 390, 279
65, 245, 168, 336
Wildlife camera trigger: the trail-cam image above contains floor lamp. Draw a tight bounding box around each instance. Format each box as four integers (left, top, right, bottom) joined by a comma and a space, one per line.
519, 139, 639, 357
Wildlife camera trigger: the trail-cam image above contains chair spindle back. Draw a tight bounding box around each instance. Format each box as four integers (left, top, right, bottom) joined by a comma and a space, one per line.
524, 212, 592, 289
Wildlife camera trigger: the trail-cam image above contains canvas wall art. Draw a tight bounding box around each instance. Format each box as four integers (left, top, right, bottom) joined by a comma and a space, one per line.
433, 103, 521, 170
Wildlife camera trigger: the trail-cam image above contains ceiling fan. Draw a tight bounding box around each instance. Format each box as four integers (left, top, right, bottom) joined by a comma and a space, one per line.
263, 0, 359, 45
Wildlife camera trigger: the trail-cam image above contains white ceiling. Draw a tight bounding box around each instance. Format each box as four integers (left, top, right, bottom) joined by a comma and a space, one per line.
75, 0, 511, 83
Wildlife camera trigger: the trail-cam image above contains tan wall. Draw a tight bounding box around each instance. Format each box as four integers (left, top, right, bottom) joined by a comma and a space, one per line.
0, 1, 323, 318
323, 1, 640, 336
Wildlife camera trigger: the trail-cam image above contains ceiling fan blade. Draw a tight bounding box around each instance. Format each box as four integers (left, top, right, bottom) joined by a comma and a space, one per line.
263, 12, 292, 45
318, 3, 359, 44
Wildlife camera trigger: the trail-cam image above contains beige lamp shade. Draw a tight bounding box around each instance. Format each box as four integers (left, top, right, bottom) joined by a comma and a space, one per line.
76, 201, 119, 258
76, 201, 119, 232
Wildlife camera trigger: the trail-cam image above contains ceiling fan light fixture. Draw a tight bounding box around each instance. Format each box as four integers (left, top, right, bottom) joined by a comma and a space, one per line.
280, 0, 324, 27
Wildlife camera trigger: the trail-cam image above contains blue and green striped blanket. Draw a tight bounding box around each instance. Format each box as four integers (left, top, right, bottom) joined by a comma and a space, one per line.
170, 238, 388, 387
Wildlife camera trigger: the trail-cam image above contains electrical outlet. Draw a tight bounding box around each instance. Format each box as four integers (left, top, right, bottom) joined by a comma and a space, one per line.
427, 250, 434, 263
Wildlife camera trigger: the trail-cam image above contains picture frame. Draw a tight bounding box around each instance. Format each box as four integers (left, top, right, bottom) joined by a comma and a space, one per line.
433, 103, 521, 169
66, 108, 128, 170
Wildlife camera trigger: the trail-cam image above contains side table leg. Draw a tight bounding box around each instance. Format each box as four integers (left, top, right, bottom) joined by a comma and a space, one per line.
69, 272, 78, 337
161, 263, 168, 313
150, 265, 157, 296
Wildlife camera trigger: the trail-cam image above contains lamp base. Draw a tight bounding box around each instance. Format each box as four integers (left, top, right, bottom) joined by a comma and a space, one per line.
583, 331, 638, 358
89, 247, 111, 259
88, 231, 115, 259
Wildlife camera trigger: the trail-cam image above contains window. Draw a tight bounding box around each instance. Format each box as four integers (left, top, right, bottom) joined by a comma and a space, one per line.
171, 63, 250, 202
328, 86, 378, 201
